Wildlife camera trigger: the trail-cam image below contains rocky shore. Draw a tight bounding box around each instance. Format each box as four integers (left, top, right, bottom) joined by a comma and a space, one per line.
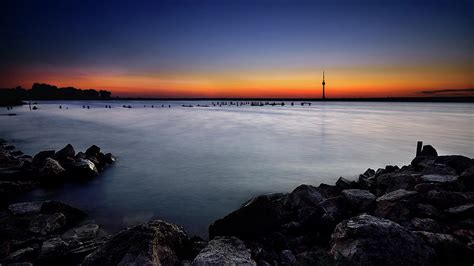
1, 140, 473, 265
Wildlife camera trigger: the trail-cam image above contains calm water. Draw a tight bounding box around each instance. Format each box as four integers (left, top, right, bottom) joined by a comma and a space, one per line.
1, 101, 473, 237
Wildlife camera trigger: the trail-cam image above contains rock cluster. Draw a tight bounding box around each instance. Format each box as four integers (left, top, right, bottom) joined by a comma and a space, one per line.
0, 140, 115, 204
208, 144, 474, 265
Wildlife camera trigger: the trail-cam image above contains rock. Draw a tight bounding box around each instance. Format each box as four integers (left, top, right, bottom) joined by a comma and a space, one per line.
435, 155, 474, 174
285, 184, 325, 209
361, 168, 375, 178
335, 177, 354, 189
280, 249, 296, 265
55, 144, 75, 160
8, 201, 43, 215
38, 237, 68, 259
209, 193, 289, 240
375, 173, 418, 194
445, 204, 474, 219
5, 145, 15, 151
409, 217, 441, 232
376, 189, 418, 202
4, 247, 36, 263
414, 231, 474, 266
33, 150, 55, 166
104, 153, 116, 164
41, 200, 87, 224
85, 145, 101, 158
420, 174, 458, 183
191, 236, 255, 266
421, 145, 438, 157
71, 158, 98, 177
425, 191, 468, 209
82, 220, 191, 266
414, 183, 442, 193
315, 196, 349, 235
29, 213, 66, 235
73, 224, 99, 240
460, 166, 474, 191
330, 214, 435, 265
341, 189, 376, 212
39, 158, 66, 180
416, 203, 442, 219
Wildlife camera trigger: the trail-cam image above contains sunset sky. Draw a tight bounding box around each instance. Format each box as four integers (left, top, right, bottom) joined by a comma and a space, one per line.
1, 0, 473, 98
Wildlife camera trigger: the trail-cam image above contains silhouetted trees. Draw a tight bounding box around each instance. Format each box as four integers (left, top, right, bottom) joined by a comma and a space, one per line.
0, 83, 112, 105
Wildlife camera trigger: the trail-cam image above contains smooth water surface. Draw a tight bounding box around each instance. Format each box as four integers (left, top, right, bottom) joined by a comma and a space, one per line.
1, 101, 473, 237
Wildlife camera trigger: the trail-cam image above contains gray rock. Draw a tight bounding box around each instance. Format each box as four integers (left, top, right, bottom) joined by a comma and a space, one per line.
29, 213, 66, 235
341, 189, 376, 212
335, 177, 354, 189
39, 237, 68, 259
72, 158, 98, 177
41, 200, 87, 223
425, 190, 468, 209
435, 155, 474, 174
330, 214, 435, 265
4, 247, 36, 263
191, 236, 256, 266
376, 189, 418, 202
285, 184, 324, 209
82, 220, 190, 266
376, 173, 418, 194
39, 158, 66, 179
409, 217, 441, 232
73, 224, 100, 240
8, 201, 43, 215
445, 204, 474, 219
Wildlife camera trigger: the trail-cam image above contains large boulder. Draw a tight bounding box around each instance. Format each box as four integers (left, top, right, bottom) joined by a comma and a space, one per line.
341, 189, 376, 212
191, 236, 256, 266
375, 189, 419, 225
209, 193, 289, 240
33, 150, 55, 166
39, 158, 66, 181
55, 144, 75, 161
435, 155, 474, 174
420, 145, 438, 157
85, 145, 101, 158
41, 200, 87, 224
29, 213, 66, 235
330, 214, 435, 265
375, 173, 418, 195
81, 220, 191, 266
71, 158, 98, 178
285, 184, 325, 209
8, 201, 43, 215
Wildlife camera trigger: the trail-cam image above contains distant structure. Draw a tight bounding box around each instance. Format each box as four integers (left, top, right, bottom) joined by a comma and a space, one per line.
322, 71, 326, 100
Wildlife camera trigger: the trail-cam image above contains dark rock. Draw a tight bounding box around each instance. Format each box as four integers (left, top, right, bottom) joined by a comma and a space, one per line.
341, 189, 376, 212
5, 145, 15, 151
81, 220, 191, 266
74, 152, 86, 160
55, 144, 75, 161
209, 193, 289, 240
41, 201, 87, 224
409, 217, 441, 233
416, 203, 442, 219
8, 202, 43, 215
285, 184, 324, 209
413, 231, 474, 266
445, 204, 474, 219
104, 153, 116, 164
71, 158, 98, 178
460, 166, 474, 191
414, 183, 443, 193
361, 168, 376, 178
38, 237, 68, 260
435, 155, 474, 174
376, 189, 418, 202
70, 224, 100, 240
375, 190, 419, 225
330, 214, 435, 265
33, 150, 55, 166
280, 249, 296, 265
335, 177, 354, 189
425, 191, 468, 209
85, 145, 100, 158
39, 158, 66, 180
28, 213, 66, 235
3, 247, 37, 263
375, 173, 418, 195
420, 174, 458, 183
316, 196, 349, 234
11, 150, 24, 157
421, 145, 438, 157
191, 236, 256, 266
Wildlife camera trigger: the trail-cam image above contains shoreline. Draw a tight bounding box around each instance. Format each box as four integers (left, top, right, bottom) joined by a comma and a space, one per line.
1, 140, 473, 265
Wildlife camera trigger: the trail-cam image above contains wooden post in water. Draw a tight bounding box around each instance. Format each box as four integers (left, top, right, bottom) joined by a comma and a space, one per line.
416, 141, 423, 157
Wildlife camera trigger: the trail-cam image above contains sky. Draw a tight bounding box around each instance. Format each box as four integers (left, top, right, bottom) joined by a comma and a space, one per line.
1, 0, 473, 98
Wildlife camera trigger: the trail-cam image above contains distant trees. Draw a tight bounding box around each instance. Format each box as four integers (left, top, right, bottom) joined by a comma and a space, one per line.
0, 83, 113, 105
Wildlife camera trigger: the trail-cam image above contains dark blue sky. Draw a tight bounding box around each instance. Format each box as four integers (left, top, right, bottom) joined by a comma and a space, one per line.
1, 0, 473, 97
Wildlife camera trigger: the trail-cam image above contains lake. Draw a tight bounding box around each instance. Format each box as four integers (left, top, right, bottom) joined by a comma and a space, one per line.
1, 101, 473, 237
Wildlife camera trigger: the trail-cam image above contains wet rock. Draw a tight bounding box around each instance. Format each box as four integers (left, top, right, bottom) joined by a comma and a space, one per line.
71, 158, 98, 178
82, 220, 191, 266
8, 202, 43, 215
409, 217, 441, 233
341, 189, 376, 212
55, 144, 75, 161
191, 236, 256, 266
29, 213, 66, 235
39, 158, 65, 180
330, 214, 435, 265
85, 145, 101, 158
209, 193, 289, 240
285, 184, 324, 209
32, 150, 55, 166
104, 153, 116, 164
335, 177, 354, 189
421, 145, 438, 157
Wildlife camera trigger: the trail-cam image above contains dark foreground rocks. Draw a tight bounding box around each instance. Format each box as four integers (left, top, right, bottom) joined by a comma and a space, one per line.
0, 141, 116, 204
209, 144, 474, 265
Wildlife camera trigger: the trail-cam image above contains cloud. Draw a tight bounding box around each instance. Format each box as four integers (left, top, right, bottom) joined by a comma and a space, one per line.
419, 88, 474, 95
